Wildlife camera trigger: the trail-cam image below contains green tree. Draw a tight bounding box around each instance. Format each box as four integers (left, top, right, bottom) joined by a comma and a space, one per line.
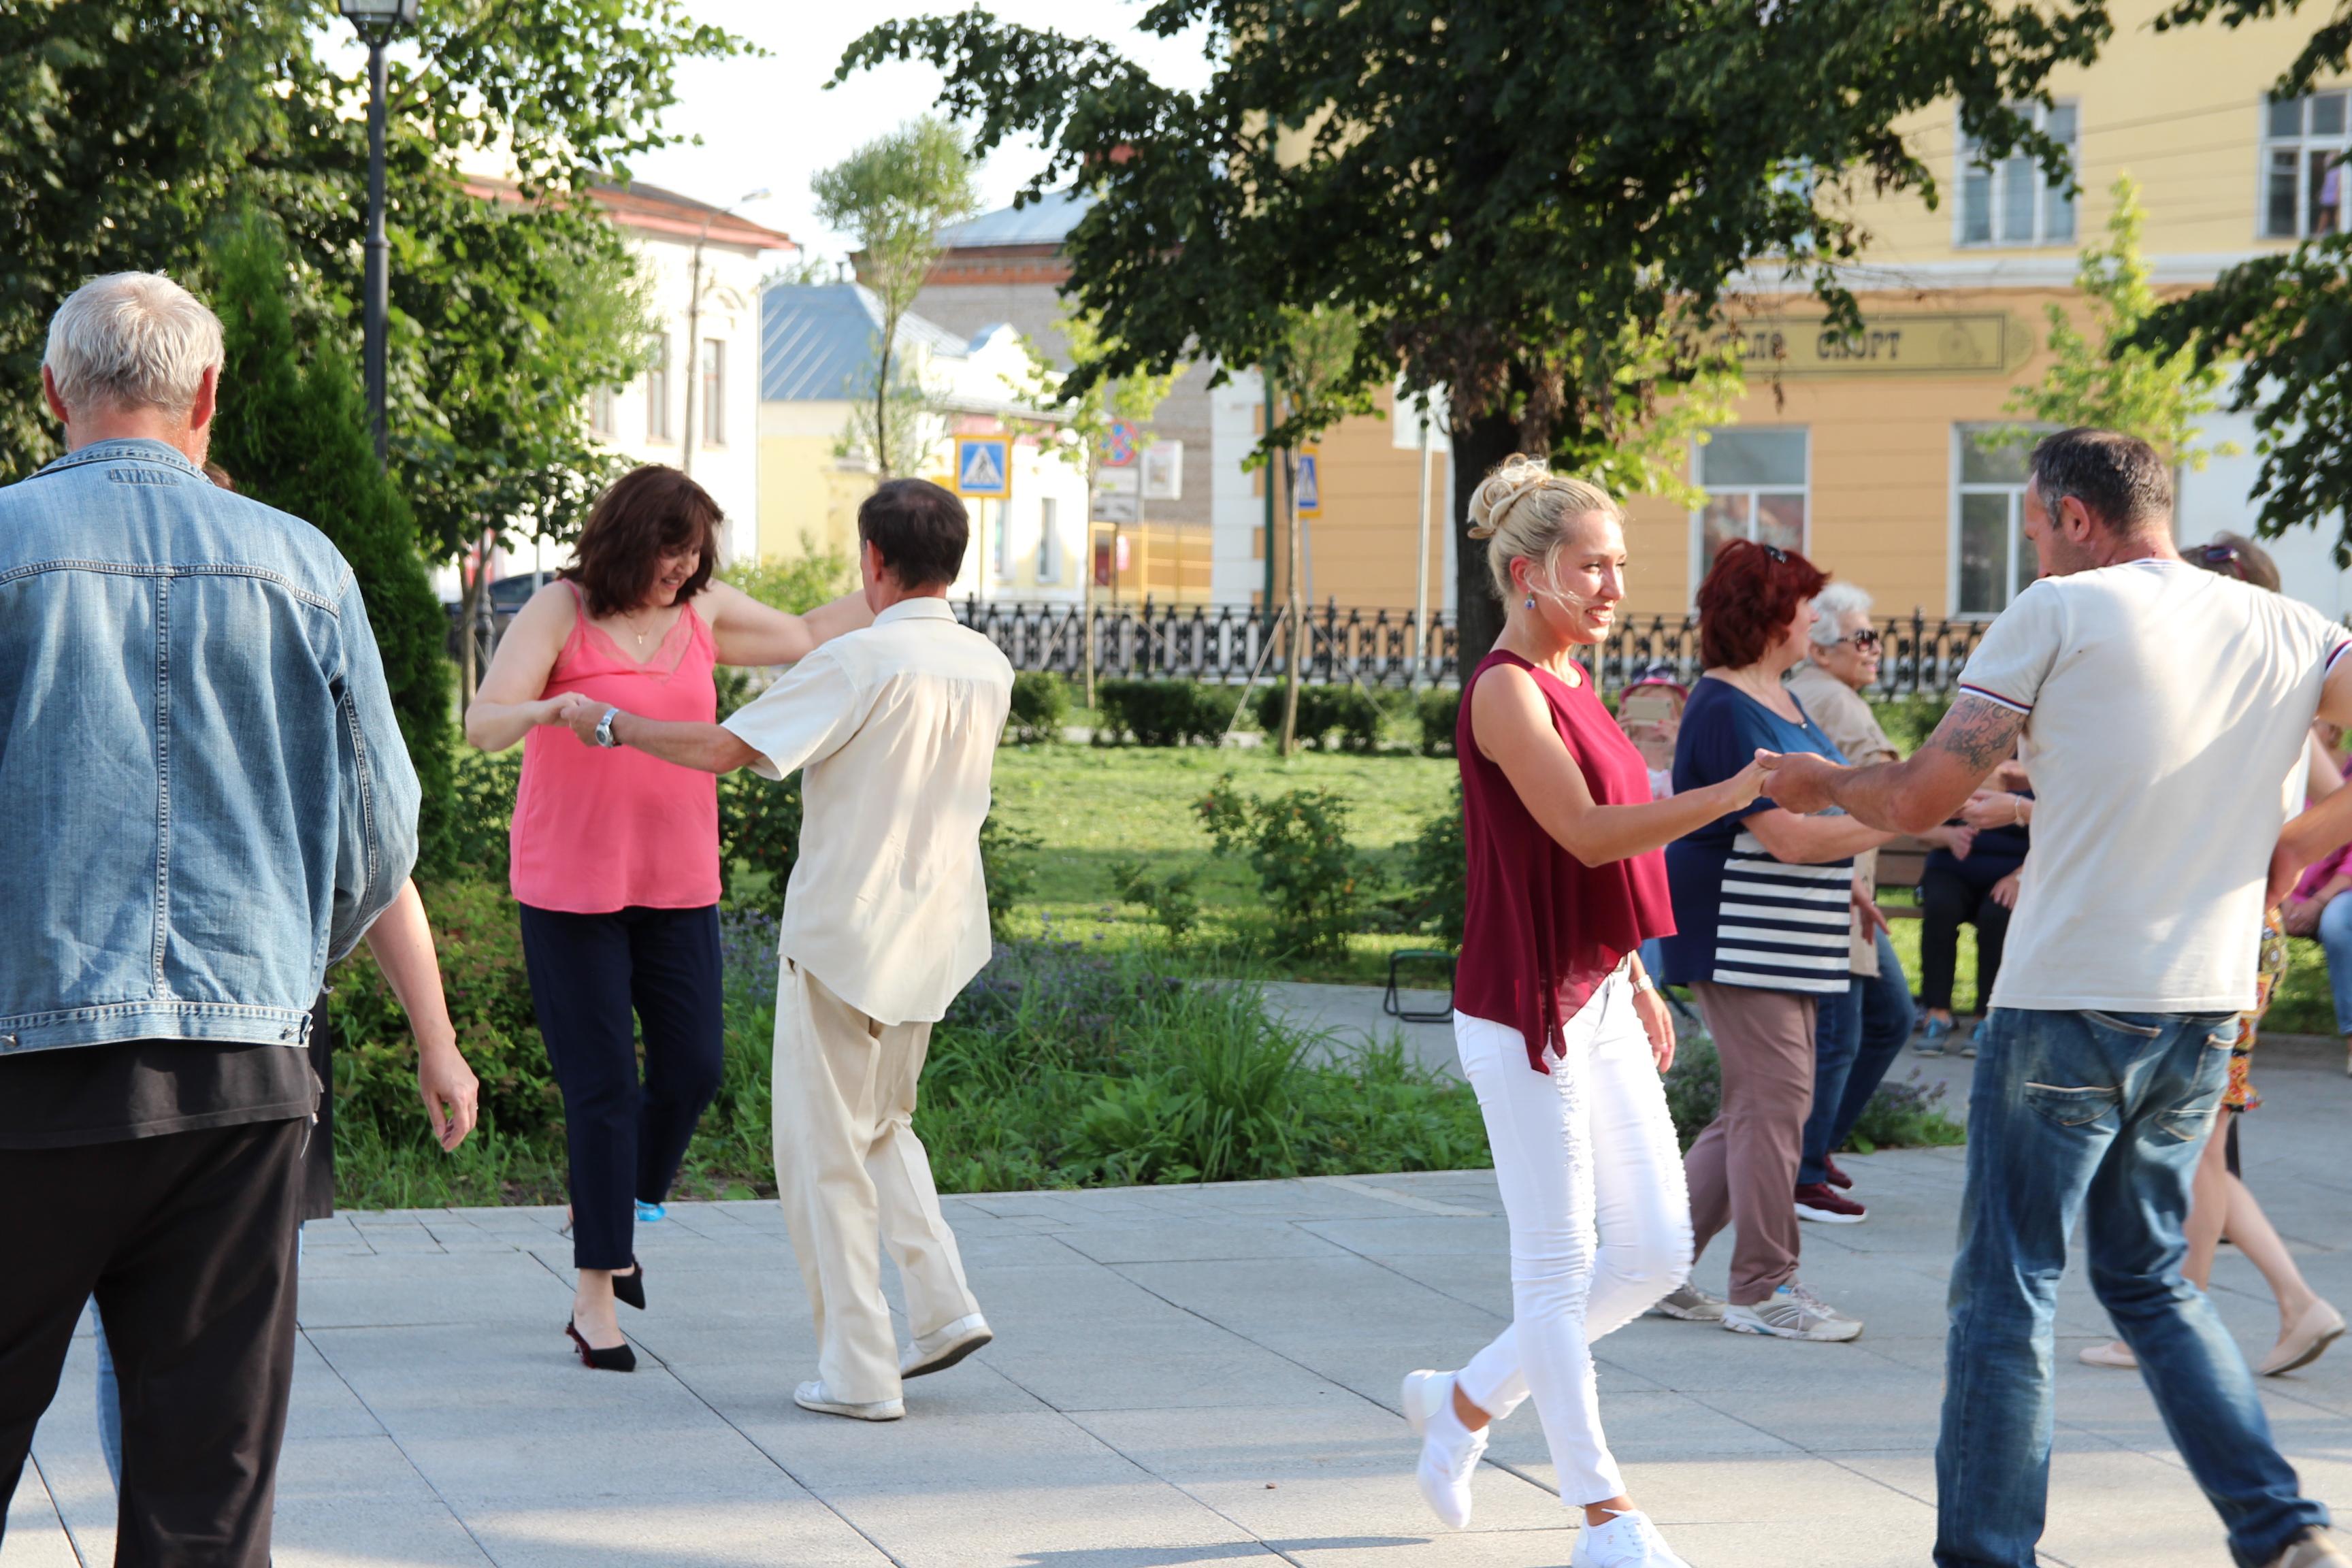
1264, 306, 1375, 756
812, 118, 980, 477
209, 215, 458, 872
841, 1, 2105, 674
2000, 176, 2234, 472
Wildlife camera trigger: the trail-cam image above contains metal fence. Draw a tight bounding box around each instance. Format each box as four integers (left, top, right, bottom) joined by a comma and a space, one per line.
956, 599, 1993, 699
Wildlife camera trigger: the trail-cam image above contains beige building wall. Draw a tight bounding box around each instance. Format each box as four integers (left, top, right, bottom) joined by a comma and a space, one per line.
1272, 387, 1451, 613
757, 402, 870, 566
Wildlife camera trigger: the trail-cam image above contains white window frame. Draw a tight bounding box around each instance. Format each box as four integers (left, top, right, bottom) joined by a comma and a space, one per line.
1956, 101, 2079, 249
2259, 91, 2351, 240
699, 338, 726, 448
1948, 423, 2051, 619
1036, 496, 1061, 583
587, 385, 617, 440
992, 498, 1016, 581
1688, 427, 1811, 603
646, 333, 672, 443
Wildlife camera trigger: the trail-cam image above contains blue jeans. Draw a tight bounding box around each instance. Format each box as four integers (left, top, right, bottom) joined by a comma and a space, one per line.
2316, 893, 2352, 1036
1936, 1008, 2328, 1568
1799, 928, 1917, 1185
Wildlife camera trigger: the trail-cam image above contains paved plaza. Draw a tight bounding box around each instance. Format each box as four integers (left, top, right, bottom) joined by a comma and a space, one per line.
12, 1038, 2352, 1568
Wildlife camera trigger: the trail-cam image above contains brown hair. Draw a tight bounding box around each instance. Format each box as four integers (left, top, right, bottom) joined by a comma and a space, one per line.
565, 466, 721, 617
2191, 531, 2282, 593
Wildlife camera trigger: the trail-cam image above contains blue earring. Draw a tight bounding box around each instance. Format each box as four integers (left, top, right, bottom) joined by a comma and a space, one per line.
1524, 595, 1535, 609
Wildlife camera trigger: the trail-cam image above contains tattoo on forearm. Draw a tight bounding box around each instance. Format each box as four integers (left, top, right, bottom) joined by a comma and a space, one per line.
1927, 695, 2027, 774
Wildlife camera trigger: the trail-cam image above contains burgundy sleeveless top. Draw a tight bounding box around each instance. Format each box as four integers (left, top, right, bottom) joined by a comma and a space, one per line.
1454, 649, 1676, 1073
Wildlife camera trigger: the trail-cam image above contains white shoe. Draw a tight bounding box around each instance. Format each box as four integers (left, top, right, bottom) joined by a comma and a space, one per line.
794, 1379, 904, 1421
2259, 1300, 2347, 1377
1571, 1507, 1693, 1567
902, 1312, 993, 1379
2078, 1339, 2138, 1369
1647, 1284, 1726, 1322
1722, 1281, 1863, 1343
1401, 1369, 1485, 1529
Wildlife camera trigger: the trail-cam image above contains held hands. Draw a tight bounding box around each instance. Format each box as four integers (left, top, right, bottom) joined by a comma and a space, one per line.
1752, 749, 1840, 815
1717, 757, 1771, 813
2282, 895, 2322, 938
1960, 791, 2023, 831
1632, 983, 1676, 1073
547, 691, 609, 745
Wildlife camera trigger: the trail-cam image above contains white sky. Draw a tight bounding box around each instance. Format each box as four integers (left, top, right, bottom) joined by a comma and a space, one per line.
624, 1, 1215, 263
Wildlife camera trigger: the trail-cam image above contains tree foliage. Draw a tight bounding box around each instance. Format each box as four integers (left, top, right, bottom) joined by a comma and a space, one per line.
2004, 176, 2234, 472
210, 214, 458, 872
813, 117, 979, 477
840, 0, 2108, 672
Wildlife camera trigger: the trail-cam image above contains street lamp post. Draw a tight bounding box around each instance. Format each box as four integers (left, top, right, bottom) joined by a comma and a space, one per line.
338, 0, 419, 467
680, 188, 770, 477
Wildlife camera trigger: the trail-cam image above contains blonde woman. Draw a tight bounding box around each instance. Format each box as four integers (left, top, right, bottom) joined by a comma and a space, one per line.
1401, 458, 1765, 1568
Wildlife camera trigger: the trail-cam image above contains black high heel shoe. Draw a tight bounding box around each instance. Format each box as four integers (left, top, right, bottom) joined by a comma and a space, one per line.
612, 1261, 646, 1311
564, 1316, 636, 1373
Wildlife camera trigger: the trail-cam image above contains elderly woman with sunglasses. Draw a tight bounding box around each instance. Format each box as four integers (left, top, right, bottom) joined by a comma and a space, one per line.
1782, 584, 1980, 1224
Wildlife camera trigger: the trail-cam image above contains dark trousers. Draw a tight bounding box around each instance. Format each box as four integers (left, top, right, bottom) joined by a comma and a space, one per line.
519, 903, 724, 1271
1800, 926, 1920, 1184
1921, 860, 2015, 1013
0, 1117, 305, 1567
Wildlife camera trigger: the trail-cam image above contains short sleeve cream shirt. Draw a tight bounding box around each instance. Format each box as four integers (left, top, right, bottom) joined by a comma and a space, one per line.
721, 598, 1013, 1026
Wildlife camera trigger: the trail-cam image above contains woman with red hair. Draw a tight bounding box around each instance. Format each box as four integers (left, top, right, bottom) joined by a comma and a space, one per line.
1652, 540, 1890, 1342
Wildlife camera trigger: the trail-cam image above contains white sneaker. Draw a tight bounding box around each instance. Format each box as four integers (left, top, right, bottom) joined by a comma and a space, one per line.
794, 1379, 904, 1421
1571, 1507, 1693, 1567
1648, 1284, 1726, 1322
1722, 1281, 1863, 1343
902, 1312, 993, 1379
1401, 1369, 1485, 1529
2078, 1339, 2138, 1369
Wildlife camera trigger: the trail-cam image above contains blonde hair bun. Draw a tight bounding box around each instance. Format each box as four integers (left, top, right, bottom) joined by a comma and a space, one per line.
1465, 456, 1622, 602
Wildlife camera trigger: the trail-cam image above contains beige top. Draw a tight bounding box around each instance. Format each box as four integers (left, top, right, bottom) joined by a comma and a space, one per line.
1786, 664, 1896, 976
722, 598, 1013, 1026
1959, 561, 2349, 1012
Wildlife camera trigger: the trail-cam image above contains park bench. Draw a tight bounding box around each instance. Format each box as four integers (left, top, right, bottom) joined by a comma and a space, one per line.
1874, 834, 1935, 919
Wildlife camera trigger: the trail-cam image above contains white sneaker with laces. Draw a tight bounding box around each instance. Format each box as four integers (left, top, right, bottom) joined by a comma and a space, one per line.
1648, 1284, 1726, 1322
901, 1312, 993, 1379
794, 1379, 904, 1422
1571, 1507, 1693, 1567
1400, 1369, 1485, 1529
1722, 1280, 1863, 1343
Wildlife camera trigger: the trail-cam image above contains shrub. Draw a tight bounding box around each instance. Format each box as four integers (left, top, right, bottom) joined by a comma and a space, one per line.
1094, 678, 1233, 747
1007, 671, 1071, 745
1250, 682, 1382, 751
719, 768, 804, 913
1108, 858, 1203, 943
448, 749, 523, 887
1416, 688, 1462, 757
1196, 773, 1382, 955
1661, 1035, 1965, 1152
1392, 781, 1466, 947
1873, 694, 1953, 755
980, 811, 1042, 940
722, 544, 855, 613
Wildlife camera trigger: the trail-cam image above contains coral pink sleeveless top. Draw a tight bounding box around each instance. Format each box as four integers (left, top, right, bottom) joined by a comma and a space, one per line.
510, 583, 721, 913
1452, 649, 1675, 1073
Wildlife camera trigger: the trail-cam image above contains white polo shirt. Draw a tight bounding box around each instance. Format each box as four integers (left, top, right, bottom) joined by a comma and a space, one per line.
721, 597, 1013, 1025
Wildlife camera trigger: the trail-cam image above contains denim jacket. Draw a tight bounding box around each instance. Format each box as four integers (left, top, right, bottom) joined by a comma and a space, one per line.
0, 438, 419, 1056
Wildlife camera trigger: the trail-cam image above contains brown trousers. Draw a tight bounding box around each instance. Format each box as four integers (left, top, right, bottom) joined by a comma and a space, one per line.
1684, 983, 1819, 1306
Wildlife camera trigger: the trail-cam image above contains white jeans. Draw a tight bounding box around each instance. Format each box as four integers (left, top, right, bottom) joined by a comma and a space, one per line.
1452, 968, 1693, 1505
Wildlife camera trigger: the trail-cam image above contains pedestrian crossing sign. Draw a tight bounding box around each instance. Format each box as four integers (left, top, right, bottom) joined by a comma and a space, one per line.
956, 436, 1011, 498
1295, 448, 1322, 519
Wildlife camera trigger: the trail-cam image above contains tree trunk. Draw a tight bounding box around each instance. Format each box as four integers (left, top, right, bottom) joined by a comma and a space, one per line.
1280, 446, 1303, 757
1450, 411, 1522, 681
457, 543, 490, 709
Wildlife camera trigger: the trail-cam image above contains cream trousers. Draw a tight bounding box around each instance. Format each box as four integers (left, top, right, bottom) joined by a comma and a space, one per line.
772, 960, 981, 1405
1452, 968, 1693, 1505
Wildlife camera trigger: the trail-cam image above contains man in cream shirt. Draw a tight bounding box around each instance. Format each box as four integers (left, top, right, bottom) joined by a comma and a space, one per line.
561, 476, 1012, 1421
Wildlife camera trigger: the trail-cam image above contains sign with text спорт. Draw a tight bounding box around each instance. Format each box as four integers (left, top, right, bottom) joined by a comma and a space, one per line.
1714, 312, 2032, 376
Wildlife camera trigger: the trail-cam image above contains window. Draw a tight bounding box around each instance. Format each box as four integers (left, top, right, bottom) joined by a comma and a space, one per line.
1958, 102, 2078, 247
1036, 497, 1060, 583
993, 500, 1015, 580
647, 333, 672, 442
698, 339, 725, 447
588, 385, 617, 440
1693, 428, 1808, 586
1953, 424, 2042, 617
2262, 91, 2349, 239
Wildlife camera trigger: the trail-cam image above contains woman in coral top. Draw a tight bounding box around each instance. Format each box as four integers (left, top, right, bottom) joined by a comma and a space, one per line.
466, 466, 868, 1371
1401, 459, 1762, 1568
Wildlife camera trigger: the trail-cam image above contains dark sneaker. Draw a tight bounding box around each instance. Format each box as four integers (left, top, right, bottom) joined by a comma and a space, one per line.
1822, 1156, 1854, 1191
1957, 1017, 1988, 1058
1795, 1183, 1867, 1224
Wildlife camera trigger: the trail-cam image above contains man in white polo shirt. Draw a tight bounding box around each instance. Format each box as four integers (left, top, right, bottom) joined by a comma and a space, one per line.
562, 476, 1012, 1422
1763, 429, 2352, 1568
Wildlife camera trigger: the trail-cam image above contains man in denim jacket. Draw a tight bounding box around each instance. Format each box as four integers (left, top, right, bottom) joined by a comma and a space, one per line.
0, 274, 419, 1567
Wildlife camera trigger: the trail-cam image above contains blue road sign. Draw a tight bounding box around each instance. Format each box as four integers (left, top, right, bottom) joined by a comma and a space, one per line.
956, 436, 1011, 498
1294, 448, 1322, 517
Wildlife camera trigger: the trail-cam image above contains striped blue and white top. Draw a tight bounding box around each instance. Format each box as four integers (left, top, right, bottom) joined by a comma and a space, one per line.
1659, 677, 1855, 996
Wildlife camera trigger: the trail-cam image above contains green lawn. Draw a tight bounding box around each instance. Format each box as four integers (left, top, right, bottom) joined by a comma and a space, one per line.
989, 742, 1457, 983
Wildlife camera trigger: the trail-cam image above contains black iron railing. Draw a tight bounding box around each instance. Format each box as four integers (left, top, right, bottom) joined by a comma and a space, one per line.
956, 599, 1991, 698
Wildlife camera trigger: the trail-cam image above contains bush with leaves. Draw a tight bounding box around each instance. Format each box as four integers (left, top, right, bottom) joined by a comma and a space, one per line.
722, 546, 856, 615
1094, 679, 1233, 747
718, 770, 805, 914
1391, 782, 1466, 948
1108, 858, 1203, 944
1250, 682, 1382, 751
1196, 774, 1382, 956
1417, 689, 1463, 757
980, 811, 1042, 940
1007, 671, 1071, 745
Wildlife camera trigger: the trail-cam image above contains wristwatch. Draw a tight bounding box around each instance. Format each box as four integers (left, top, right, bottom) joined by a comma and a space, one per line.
593, 706, 623, 749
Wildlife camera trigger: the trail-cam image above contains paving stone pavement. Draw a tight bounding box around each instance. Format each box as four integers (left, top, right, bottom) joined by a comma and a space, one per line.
13, 1045, 2352, 1568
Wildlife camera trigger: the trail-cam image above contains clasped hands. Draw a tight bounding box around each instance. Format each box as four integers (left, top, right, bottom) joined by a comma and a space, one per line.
540, 691, 613, 745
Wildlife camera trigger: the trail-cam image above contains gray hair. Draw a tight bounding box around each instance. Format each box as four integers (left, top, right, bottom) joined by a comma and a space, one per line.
2029, 426, 2171, 534
43, 272, 224, 418
1807, 581, 1876, 647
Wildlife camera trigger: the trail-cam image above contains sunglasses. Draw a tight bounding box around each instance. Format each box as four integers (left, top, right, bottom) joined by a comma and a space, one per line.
1762, 543, 1788, 563
1829, 627, 1882, 651
2195, 541, 2247, 579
